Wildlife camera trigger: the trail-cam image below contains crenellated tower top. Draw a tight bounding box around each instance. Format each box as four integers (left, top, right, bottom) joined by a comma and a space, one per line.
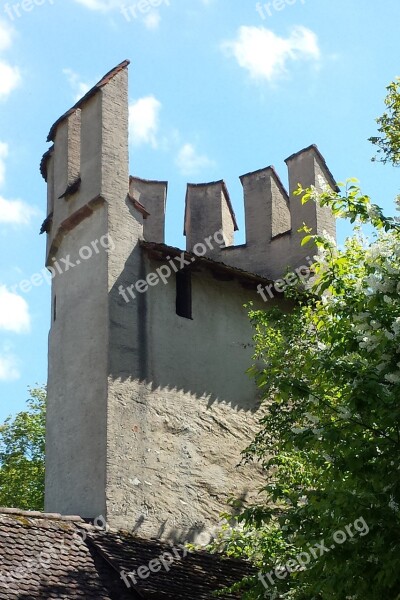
41, 59, 336, 281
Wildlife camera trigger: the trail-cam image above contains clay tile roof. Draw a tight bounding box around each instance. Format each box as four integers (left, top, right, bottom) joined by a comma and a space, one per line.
0, 509, 253, 599
89, 529, 253, 599
47, 60, 130, 143
140, 241, 275, 286
0, 509, 131, 599
127, 194, 150, 218
40, 145, 54, 182
130, 175, 168, 188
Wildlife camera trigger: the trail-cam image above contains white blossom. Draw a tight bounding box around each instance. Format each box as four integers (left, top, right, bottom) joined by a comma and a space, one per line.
305, 412, 320, 424
392, 318, 400, 336
291, 426, 308, 434
389, 496, 399, 513
384, 372, 400, 384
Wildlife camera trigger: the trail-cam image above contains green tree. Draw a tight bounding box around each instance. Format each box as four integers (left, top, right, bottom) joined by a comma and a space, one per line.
370, 77, 400, 165
213, 80, 400, 599
0, 386, 46, 511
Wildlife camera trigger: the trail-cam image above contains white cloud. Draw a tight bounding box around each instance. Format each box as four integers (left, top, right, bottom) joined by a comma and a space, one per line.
0, 61, 21, 99
0, 20, 20, 100
143, 11, 161, 30
0, 20, 13, 51
0, 196, 38, 226
175, 143, 215, 176
0, 350, 20, 382
129, 96, 162, 148
0, 142, 8, 187
73, 0, 168, 28
0, 143, 37, 226
222, 25, 320, 83
0, 286, 30, 334
63, 68, 92, 102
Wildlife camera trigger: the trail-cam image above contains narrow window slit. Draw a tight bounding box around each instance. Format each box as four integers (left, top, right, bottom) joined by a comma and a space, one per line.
176, 270, 192, 319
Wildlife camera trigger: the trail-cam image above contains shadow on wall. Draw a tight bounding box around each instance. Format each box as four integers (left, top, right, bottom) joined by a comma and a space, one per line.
107, 229, 265, 413
130, 490, 251, 545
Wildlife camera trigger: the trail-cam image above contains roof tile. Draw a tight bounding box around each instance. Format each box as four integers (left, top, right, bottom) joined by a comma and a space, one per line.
0, 510, 253, 599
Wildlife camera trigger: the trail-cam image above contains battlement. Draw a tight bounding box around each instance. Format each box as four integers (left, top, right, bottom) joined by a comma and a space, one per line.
183, 146, 336, 278
41, 59, 336, 281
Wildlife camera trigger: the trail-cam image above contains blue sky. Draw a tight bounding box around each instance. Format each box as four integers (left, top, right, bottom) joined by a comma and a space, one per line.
0, 0, 399, 421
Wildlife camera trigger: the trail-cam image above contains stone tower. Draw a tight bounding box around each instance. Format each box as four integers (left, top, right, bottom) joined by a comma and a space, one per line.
41, 61, 336, 541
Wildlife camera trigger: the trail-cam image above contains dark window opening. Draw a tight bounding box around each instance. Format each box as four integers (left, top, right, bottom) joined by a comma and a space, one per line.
176, 270, 192, 319
53, 296, 57, 322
